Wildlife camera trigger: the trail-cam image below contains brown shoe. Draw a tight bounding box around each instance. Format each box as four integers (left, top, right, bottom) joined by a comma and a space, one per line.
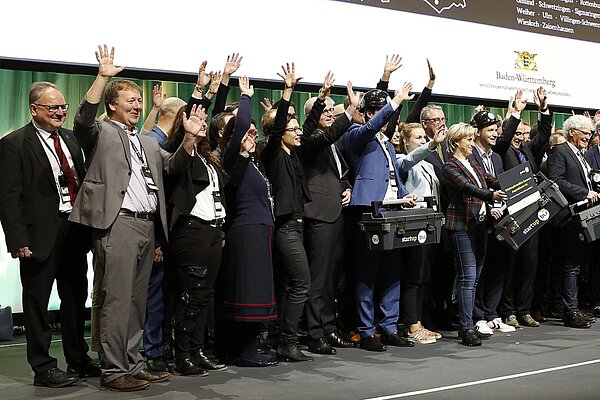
133, 368, 170, 383
101, 375, 149, 392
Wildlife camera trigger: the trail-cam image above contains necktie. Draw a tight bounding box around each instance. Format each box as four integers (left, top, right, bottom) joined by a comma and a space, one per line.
436, 144, 445, 162
515, 148, 527, 164
50, 131, 79, 205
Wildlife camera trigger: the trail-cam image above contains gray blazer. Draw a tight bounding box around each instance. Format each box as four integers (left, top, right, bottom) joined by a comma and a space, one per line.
396, 143, 439, 199
69, 100, 192, 240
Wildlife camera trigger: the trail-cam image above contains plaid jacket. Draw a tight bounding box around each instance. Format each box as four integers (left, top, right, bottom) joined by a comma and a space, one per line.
442, 156, 499, 231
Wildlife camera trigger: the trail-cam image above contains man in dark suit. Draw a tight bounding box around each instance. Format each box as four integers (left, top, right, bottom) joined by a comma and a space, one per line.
494, 88, 553, 328
0, 82, 98, 387
548, 114, 598, 329
300, 86, 356, 355
69, 44, 198, 391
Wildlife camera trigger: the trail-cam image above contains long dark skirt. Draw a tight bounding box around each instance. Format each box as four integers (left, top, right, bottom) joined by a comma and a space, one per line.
222, 224, 278, 322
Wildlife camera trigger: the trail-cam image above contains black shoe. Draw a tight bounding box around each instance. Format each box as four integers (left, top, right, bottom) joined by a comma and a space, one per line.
594, 306, 600, 318
380, 332, 415, 347
564, 312, 592, 329
459, 329, 482, 347
34, 367, 78, 388
237, 352, 279, 367
147, 356, 172, 372
576, 310, 596, 323
307, 337, 337, 355
174, 359, 208, 376
360, 335, 387, 352
276, 343, 314, 362
191, 350, 228, 371
67, 358, 101, 378
326, 331, 356, 348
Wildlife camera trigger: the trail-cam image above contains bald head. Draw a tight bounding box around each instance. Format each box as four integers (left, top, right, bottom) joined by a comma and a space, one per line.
159, 97, 187, 119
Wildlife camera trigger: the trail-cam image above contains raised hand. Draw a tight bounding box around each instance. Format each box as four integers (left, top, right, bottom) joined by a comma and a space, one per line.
183, 104, 208, 141
396, 82, 415, 103
223, 52, 243, 77
318, 70, 335, 99
426, 58, 436, 89
207, 71, 222, 96
152, 85, 165, 108
95, 44, 125, 78
196, 61, 210, 89
240, 127, 258, 153
277, 62, 303, 89
533, 86, 548, 111
239, 76, 254, 97
345, 81, 360, 114
260, 97, 273, 112
513, 90, 528, 113
382, 54, 402, 81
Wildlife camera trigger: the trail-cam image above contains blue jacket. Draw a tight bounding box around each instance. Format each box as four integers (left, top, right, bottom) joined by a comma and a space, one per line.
342, 103, 409, 206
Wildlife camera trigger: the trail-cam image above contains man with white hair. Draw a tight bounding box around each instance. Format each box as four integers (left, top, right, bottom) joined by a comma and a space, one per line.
548, 114, 599, 329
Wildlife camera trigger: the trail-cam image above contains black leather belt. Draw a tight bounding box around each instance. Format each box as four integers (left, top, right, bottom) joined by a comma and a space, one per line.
186, 215, 224, 228
118, 209, 156, 221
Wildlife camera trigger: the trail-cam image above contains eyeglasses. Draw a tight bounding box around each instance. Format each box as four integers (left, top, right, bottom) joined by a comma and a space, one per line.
423, 117, 446, 124
34, 103, 69, 113
322, 108, 335, 115
573, 128, 592, 136
285, 126, 302, 133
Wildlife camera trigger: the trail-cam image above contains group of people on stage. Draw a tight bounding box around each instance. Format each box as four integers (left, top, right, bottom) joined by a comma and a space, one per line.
2, 45, 600, 391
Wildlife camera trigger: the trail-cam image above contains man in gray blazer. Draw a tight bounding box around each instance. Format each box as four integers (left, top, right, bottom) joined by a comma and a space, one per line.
69, 44, 205, 392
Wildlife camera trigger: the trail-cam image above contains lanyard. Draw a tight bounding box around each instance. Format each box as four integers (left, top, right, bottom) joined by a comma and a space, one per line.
129, 135, 146, 166
250, 155, 274, 218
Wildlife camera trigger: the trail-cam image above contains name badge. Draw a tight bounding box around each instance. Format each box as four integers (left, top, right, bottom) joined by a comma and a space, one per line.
213, 190, 223, 215
142, 166, 159, 192
58, 174, 70, 204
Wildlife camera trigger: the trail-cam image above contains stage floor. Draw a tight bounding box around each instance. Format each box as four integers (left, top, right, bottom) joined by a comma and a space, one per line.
1, 318, 599, 400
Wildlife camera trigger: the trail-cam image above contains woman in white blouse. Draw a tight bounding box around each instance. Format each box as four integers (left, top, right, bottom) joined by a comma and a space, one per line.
394, 122, 445, 344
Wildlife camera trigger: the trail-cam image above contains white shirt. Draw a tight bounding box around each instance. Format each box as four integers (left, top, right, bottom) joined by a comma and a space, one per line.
32, 120, 75, 213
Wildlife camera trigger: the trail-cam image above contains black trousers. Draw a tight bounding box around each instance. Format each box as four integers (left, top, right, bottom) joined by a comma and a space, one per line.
499, 234, 539, 318
401, 244, 433, 326
474, 234, 510, 322
273, 219, 310, 345
304, 215, 344, 339
169, 217, 222, 360
19, 216, 91, 375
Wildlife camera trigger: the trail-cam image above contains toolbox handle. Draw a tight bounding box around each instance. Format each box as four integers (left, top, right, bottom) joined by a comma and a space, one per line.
370, 196, 437, 218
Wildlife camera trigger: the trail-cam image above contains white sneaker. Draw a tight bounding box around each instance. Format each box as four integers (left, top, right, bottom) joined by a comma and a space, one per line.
488, 317, 516, 333
475, 320, 494, 335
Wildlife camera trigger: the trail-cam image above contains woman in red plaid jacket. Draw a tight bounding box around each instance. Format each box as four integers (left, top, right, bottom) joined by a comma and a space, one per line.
441, 123, 506, 347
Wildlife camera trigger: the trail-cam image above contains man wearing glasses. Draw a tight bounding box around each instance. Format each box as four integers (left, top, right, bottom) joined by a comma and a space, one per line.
0, 82, 99, 387
548, 114, 599, 329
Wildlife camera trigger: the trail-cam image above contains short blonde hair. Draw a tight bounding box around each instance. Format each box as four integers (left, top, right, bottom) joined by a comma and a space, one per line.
446, 123, 476, 154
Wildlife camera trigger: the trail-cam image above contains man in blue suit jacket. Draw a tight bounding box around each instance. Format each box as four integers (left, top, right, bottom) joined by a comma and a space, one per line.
342, 84, 416, 351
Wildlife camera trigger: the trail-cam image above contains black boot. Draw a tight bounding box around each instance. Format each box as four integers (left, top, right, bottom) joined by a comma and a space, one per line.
276, 342, 313, 362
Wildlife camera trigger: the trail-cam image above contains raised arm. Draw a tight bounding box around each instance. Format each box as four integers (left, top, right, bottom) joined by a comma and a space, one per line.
186, 61, 213, 116
260, 63, 302, 163
405, 59, 435, 123
302, 70, 334, 136
495, 90, 528, 157
142, 84, 164, 134
376, 54, 402, 91
530, 86, 552, 160
222, 76, 253, 169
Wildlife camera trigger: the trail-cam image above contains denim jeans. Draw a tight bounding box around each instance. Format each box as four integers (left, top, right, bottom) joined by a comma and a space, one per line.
562, 231, 590, 313
273, 220, 311, 344
450, 223, 487, 331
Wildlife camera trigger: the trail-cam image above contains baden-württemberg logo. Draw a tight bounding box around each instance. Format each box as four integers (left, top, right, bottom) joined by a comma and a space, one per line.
514, 51, 538, 71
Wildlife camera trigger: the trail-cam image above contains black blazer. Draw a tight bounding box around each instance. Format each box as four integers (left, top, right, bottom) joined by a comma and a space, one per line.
0, 122, 86, 261
166, 153, 227, 229
300, 99, 352, 223
547, 142, 589, 203
470, 147, 505, 177
585, 145, 600, 170
495, 113, 553, 173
